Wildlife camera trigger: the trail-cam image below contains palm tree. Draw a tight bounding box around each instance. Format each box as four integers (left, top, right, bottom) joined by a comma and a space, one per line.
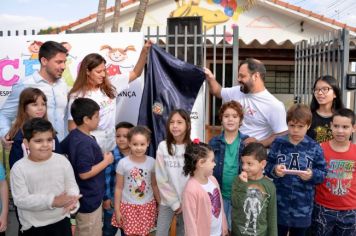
95, 0, 107, 32
111, 0, 121, 32
132, 0, 149, 32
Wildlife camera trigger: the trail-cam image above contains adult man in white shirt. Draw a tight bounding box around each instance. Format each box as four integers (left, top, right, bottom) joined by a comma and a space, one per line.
205, 58, 288, 147
0, 41, 68, 145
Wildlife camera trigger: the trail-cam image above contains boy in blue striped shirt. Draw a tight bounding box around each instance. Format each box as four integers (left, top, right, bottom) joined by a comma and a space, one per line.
103, 122, 134, 236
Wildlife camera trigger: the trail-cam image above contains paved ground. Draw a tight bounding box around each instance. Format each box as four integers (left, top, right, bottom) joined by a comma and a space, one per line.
6, 205, 18, 236
5, 205, 155, 236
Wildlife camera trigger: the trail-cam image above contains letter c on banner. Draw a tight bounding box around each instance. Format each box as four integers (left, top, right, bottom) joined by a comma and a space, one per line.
0, 59, 20, 86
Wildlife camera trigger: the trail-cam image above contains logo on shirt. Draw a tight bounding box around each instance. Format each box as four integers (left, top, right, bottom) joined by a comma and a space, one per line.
243, 106, 257, 116
325, 160, 355, 196
241, 184, 270, 236
152, 102, 164, 115
314, 125, 333, 143
129, 167, 147, 198
208, 188, 221, 218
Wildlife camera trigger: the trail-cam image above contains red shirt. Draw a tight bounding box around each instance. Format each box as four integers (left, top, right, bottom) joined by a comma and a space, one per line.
315, 141, 356, 210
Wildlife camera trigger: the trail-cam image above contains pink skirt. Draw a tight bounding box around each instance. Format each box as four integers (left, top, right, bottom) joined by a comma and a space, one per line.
112, 199, 157, 235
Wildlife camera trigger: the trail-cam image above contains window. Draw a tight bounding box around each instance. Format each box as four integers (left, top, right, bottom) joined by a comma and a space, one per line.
265, 65, 294, 94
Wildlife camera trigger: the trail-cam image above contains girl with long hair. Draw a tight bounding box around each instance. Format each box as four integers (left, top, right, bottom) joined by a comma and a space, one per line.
307, 75, 344, 143
155, 109, 192, 235
7, 88, 62, 168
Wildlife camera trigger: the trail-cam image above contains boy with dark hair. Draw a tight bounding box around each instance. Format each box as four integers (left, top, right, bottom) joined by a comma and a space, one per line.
10, 118, 80, 236
231, 142, 277, 236
265, 104, 327, 236
103, 121, 134, 236
61, 98, 114, 236
313, 108, 356, 235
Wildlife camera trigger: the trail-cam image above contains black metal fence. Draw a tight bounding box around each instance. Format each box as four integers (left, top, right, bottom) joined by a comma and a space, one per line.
0, 29, 39, 37
294, 29, 350, 105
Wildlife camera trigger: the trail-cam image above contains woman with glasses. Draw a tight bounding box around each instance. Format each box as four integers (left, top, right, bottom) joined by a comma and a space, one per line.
307, 75, 344, 143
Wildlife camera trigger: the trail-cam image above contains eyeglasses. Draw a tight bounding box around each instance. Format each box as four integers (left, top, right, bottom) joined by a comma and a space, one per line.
313, 87, 332, 94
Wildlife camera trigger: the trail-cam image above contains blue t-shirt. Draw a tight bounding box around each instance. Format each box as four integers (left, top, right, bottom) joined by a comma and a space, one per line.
61, 128, 105, 213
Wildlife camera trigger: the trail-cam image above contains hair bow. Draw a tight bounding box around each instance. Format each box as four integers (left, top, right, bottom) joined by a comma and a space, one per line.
193, 138, 200, 144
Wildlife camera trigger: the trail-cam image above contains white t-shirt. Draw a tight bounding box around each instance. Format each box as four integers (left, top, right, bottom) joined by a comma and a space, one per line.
67, 73, 129, 130
201, 178, 223, 236
221, 86, 287, 141
117, 156, 155, 205
68, 89, 115, 130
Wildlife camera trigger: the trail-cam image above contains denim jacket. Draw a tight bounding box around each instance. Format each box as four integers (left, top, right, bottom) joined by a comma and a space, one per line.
209, 131, 249, 187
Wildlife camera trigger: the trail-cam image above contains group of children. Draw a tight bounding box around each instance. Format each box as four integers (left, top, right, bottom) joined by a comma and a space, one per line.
0, 84, 355, 236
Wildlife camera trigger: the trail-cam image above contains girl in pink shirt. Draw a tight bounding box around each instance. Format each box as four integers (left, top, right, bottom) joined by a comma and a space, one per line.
182, 140, 228, 236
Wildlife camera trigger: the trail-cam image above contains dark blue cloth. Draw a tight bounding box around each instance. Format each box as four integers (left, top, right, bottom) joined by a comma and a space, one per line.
60, 129, 105, 213
265, 135, 327, 228
209, 131, 249, 188
137, 44, 205, 156
9, 129, 62, 169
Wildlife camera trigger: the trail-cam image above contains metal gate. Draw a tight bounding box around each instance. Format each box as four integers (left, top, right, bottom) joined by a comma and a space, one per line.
294, 29, 350, 105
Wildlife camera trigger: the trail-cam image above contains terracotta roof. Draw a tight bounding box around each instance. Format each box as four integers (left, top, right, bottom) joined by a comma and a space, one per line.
53, 0, 138, 33
54, 0, 356, 33
269, 0, 356, 32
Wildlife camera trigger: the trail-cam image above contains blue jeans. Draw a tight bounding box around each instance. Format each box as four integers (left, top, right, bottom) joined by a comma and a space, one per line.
103, 209, 124, 236
278, 224, 308, 236
312, 204, 356, 236
223, 198, 232, 231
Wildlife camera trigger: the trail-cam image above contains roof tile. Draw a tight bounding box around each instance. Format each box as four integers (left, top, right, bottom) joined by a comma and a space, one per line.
55, 0, 356, 33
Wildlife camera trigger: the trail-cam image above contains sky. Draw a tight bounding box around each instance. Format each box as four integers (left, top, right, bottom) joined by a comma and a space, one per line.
0, 0, 355, 32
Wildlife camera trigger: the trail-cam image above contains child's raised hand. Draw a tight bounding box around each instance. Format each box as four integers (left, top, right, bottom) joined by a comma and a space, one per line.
298, 168, 313, 181
274, 164, 286, 177
239, 171, 248, 182
104, 152, 114, 165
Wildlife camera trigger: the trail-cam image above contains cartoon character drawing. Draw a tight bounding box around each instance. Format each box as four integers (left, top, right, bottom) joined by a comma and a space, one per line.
326, 160, 355, 196
100, 45, 136, 77
243, 188, 262, 235
60, 42, 76, 87
242, 185, 269, 235
26, 41, 43, 60
130, 167, 147, 198
171, 0, 229, 30
22, 40, 42, 76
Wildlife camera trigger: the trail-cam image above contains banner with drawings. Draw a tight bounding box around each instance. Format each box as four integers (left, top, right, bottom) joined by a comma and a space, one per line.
0, 32, 144, 124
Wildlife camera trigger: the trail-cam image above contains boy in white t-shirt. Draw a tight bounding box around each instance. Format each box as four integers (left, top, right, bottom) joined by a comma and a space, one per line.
10, 118, 80, 235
